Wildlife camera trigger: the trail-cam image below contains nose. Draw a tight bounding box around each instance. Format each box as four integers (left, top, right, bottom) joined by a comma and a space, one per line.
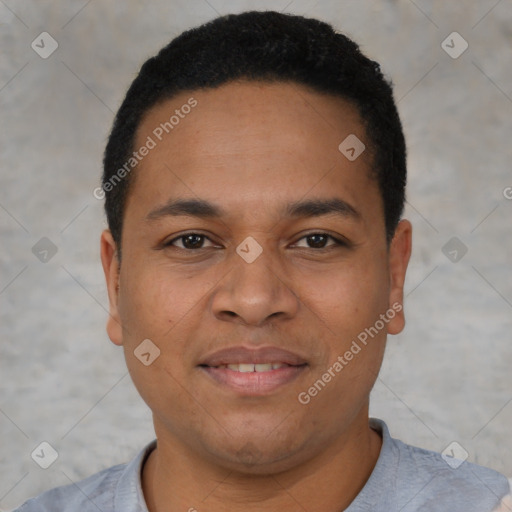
211, 239, 300, 328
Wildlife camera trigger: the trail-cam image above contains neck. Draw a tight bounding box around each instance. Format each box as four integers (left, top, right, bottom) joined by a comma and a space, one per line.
141, 413, 382, 512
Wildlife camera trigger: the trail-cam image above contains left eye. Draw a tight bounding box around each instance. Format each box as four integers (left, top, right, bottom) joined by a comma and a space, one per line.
166, 232, 344, 250
294, 233, 344, 249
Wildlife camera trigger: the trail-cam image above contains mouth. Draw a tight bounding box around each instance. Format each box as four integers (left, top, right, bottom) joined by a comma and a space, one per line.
198, 346, 308, 395
205, 362, 300, 372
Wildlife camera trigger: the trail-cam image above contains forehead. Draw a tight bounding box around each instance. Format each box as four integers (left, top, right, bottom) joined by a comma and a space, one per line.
136, 80, 367, 162
126, 80, 380, 227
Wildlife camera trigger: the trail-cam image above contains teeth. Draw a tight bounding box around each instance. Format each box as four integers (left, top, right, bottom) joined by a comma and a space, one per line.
217, 363, 289, 372
254, 363, 273, 372
238, 363, 255, 373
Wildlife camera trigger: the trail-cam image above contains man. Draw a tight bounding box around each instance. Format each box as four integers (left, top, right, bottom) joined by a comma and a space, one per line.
15, 10, 510, 512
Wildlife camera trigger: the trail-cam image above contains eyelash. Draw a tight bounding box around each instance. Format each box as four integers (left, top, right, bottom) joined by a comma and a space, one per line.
164, 232, 348, 251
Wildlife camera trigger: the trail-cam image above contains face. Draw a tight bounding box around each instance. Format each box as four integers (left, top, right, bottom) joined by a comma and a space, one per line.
101, 80, 411, 474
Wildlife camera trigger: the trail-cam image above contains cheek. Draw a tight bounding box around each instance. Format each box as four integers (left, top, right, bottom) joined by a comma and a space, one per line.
301, 261, 389, 412
306, 254, 389, 334
117, 261, 180, 342
117, 264, 194, 412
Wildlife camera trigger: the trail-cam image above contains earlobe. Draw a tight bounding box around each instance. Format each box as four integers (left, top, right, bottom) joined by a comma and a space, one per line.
387, 219, 412, 335
100, 230, 123, 346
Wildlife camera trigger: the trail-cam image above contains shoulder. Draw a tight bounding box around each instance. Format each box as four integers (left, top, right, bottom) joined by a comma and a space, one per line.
12, 462, 126, 512
13, 439, 156, 512
364, 418, 510, 512
394, 436, 510, 511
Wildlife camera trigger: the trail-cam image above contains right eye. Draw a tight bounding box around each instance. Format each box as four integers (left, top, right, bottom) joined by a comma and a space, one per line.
164, 233, 217, 250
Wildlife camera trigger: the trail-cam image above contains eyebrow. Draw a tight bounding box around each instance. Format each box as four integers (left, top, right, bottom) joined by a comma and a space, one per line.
146, 197, 361, 222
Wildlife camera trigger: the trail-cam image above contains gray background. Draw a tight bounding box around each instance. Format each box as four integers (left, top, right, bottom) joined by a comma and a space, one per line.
1, 0, 511, 510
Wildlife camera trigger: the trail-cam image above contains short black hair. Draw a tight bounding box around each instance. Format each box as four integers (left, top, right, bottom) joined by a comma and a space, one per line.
102, 10, 406, 252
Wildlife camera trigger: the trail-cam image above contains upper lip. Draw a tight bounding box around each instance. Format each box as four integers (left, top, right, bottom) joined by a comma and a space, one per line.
199, 346, 308, 367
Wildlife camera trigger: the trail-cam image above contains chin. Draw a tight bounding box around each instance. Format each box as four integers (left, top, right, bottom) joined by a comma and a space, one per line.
201, 433, 310, 475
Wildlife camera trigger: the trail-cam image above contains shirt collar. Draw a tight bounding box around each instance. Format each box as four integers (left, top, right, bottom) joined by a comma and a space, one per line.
345, 417, 400, 511
114, 439, 156, 512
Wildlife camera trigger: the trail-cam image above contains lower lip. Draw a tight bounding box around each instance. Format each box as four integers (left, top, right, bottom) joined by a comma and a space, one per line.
199, 365, 307, 395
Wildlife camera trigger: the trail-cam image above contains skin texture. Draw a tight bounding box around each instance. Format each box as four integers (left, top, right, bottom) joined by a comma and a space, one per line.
101, 80, 412, 511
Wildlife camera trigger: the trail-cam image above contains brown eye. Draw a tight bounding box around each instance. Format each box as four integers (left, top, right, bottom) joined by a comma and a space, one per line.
294, 233, 346, 249
306, 234, 329, 248
166, 233, 214, 250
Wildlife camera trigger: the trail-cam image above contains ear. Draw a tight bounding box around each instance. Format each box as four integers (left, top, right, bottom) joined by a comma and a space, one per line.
386, 219, 412, 335
100, 229, 123, 346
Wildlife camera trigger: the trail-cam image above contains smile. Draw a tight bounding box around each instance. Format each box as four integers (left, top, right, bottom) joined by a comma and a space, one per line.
199, 363, 308, 395
210, 362, 292, 372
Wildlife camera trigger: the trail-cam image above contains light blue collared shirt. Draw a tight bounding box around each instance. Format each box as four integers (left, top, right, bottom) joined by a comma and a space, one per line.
13, 418, 511, 511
